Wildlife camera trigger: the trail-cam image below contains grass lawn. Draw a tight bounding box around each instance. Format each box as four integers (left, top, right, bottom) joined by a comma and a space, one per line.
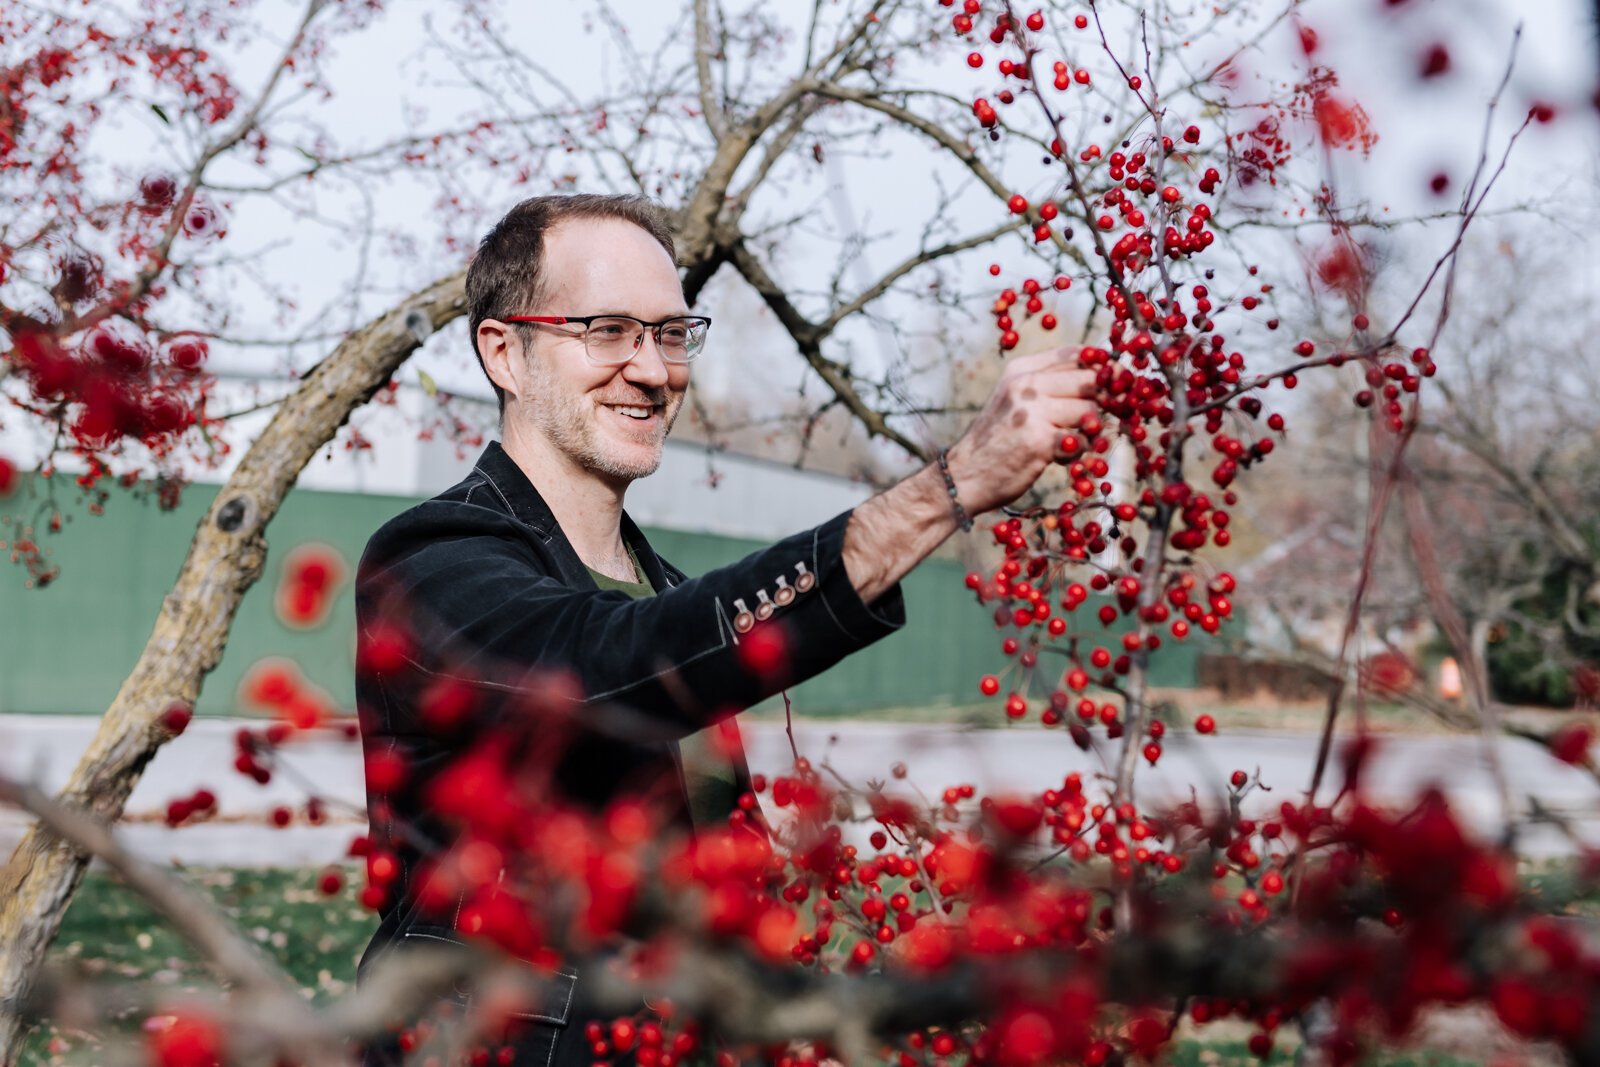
20, 866, 374, 1066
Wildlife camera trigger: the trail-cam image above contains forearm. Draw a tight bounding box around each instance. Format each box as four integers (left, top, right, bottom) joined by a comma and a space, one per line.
841, 462, 960, 604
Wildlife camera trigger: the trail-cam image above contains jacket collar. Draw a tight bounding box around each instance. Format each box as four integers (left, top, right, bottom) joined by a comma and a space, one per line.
471, 440, 675, 592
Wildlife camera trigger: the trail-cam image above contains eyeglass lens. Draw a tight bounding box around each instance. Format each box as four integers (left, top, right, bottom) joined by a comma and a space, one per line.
584, 317, 708, 364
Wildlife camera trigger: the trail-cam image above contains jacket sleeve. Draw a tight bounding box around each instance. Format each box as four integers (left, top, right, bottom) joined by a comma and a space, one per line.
358, 502, 905, 737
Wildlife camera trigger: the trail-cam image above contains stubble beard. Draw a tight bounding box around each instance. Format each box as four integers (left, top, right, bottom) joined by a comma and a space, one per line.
522, 353, 682, 483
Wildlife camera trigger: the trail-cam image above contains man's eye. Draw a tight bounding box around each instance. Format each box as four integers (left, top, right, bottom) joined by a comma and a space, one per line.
591, 324, 630, 339
660, 327, 689, 344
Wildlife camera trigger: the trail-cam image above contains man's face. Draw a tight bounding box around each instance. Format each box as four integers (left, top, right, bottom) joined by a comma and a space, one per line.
511, 216, 690, 485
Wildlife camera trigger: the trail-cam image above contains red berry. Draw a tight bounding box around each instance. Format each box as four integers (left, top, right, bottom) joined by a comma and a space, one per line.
167, 338, 208, 371
139, 174, 177, 208
979, 674, 1001, 696
1551, 723, 1593, 765
967, 52, 983, 68
1230, 770, 1248, 788
1007, 194, 1029, 215
1195, 714, 1215, 734
1419, 42, 1451, 78
159, 703, 193, 735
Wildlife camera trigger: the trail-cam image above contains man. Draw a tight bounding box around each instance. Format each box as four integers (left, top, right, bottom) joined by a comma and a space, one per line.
355, 193, 1096, 1064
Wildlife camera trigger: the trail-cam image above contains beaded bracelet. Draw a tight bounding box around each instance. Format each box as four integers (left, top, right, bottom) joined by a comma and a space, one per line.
936, 447, 974, 532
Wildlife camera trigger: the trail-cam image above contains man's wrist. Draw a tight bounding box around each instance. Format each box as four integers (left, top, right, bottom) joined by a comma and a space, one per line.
936, 447, 974, 532
841, 463, 959, 604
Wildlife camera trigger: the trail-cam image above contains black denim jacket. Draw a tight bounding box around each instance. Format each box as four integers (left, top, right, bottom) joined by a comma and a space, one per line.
354, 441, 905, 1048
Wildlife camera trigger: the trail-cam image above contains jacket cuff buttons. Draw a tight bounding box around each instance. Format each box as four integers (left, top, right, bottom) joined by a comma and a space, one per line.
733, 563, 817, 634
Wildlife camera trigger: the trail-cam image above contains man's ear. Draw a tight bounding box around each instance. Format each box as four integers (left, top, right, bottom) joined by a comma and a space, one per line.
477, 319, 525, 405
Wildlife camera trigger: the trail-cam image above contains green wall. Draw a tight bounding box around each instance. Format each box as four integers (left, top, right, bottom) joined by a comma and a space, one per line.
2, 475, 1196, 718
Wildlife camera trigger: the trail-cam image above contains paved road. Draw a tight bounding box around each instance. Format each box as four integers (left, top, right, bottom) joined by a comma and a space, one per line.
2, 714, 1595, 865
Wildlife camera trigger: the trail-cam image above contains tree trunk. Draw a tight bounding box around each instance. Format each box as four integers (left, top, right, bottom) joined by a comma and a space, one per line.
0, 271, 467, 1065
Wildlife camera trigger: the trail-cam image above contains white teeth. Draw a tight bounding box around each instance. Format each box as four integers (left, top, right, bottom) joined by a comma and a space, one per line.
610, 405, 652, 419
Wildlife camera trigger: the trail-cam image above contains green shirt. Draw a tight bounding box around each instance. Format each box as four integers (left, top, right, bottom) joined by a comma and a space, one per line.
586, 548, 742, 830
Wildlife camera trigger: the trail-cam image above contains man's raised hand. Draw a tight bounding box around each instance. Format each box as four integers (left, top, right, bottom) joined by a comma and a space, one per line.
945, 347, 1099, 516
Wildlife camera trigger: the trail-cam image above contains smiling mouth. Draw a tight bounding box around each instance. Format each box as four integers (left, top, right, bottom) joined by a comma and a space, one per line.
604, 403, 660, 421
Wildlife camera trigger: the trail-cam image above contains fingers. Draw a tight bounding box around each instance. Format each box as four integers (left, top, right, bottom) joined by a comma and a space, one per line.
1003, 345, 1078, 375
1041, 396, 1097, 431
1033, 366, 1098, 399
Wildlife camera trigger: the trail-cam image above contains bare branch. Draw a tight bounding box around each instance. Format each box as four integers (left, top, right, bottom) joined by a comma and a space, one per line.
694, 0, 730, 140
727, 239, 926, 459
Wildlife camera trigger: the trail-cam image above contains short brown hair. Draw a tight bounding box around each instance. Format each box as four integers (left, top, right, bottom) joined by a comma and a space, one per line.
465, 194, 678, 412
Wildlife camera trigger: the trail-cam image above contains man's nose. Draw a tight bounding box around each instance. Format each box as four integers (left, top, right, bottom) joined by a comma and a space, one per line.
621, 330, 672, 387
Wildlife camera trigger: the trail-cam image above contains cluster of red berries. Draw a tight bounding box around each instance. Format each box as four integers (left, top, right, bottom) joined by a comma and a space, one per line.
11, 329, 208, 463
240, 659, 339, 732
274, 543, 346, 629
964, 503, 1238, 733
164, 787, 217, 827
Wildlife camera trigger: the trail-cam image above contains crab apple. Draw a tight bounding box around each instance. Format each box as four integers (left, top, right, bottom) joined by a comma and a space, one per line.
1008, 194, 1029, 214
159, 703, 193, 735
364, 749, 408, 793
979, 674, 1001, 696
147, 1010, 224, 1067
1074, 13, 1088, 28
967, 52, 984, 68
167, 338, 208, 371
1230, 770, 1248, 788
1550, 722, 1593, 764
184, 204, 218, 236
1142, 742, 1162, 764
358, 623, 412, 675
139, 173, 178, 209
1195, 714, 1215, 734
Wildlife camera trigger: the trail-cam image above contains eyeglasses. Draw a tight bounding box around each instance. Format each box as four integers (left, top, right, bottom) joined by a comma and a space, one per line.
503, 314, 712, 365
